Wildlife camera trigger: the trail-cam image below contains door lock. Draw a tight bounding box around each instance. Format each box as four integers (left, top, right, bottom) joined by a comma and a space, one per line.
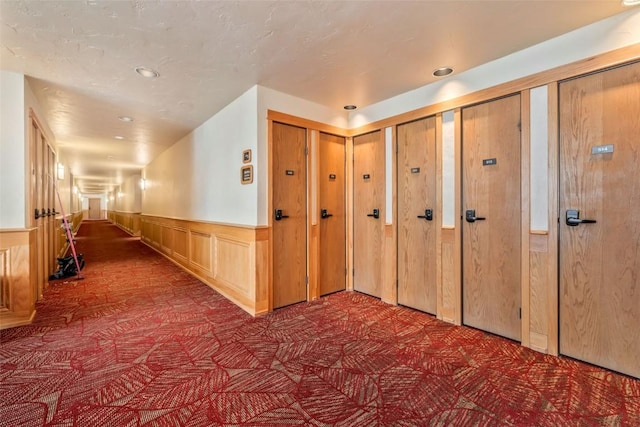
417, 208, 433, 221
274, 209, 289, 221
320, 209, 333, 219
367, 208, 380, 219
465, 209, 486, 223
565, 209, 596, 226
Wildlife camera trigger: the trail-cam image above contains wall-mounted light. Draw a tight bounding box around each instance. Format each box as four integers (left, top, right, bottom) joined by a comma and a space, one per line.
73, 185, 78, 194
139, 178, 146, 190
57, 162, 65, 180
118, 191, 124, 198
622, 0, 640, 6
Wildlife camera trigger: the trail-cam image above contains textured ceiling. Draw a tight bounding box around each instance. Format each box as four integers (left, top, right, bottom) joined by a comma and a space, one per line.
0, 0, 631, 194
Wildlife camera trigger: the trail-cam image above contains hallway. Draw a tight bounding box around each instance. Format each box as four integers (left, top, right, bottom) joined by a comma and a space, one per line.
1, 221, 639, 426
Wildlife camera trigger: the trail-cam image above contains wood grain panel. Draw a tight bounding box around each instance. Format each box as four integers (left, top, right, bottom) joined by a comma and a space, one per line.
0, 249, 8, 310
214, 236, 251, 295
559, 60, 640, 378
462, 94, 522, 341
173, 228, 188, 261
397, 116, 437, 314
271, 122, 307, 308
353, 130, 385, 298
161, 226, 173, 255
546, 82, 559, 357
0, 229, 37, 329
190, 231, 212, 273
530, 250, 549, 343
318, 132, 346, 296
440, 228, 457, 323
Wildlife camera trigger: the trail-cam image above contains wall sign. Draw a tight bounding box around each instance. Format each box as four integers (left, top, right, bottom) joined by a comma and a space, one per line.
482, 158, 497, 166
241, 165, 253, 184
591, 144, 614, 155
242, 149, 252, 163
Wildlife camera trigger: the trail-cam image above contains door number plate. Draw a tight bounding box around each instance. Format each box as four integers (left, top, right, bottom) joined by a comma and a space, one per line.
591, 144, 614, 155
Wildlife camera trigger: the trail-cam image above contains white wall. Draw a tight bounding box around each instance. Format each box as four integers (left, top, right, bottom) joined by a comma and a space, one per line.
144, 86, 260, 225
0, 72, 26, 228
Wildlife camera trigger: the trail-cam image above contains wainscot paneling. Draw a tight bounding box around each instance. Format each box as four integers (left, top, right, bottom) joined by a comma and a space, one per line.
0, 229, 38, 329
108, 211, 141, 236
140, 216, 269, 316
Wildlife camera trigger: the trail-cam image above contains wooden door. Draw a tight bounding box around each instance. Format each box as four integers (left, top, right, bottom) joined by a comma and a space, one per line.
36, 127, 45, 297
559, 61, 640, 378
89, 198, 101, 219
353, 131, 385, 298
397, 116, 437, 314
272, 122, 307, 308
462, 94, 521, 341
318, 132, 346, 296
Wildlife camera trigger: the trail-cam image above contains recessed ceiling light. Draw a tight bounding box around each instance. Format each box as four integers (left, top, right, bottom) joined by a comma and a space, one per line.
433, 67, 454, 77
622, 0, 640, 6
344, 105, 357, 110
118, 116, 134, 122
135, 66, 159, 78
114, 135, 124, 140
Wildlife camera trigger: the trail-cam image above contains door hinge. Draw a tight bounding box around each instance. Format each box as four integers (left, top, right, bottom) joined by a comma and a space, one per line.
306, 276, 309, 285
518, 307, 522, 319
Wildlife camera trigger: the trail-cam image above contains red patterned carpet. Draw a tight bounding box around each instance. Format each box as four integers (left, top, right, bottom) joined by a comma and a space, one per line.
1, 220, 639, 426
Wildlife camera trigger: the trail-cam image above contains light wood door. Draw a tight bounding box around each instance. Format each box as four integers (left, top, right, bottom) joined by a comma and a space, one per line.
272, 122, 307, 308
36, 126, 45, 297
353, 131, 385, 298
89, 198, 101, 219
397, 116, 437, 314
462, 94, 521, 341
319, 132, 346, 296
559, 61, 640, 379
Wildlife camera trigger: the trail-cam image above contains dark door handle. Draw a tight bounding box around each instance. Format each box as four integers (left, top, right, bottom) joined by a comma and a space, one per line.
417, 209, 433, 221
34, 209, 40, 220
367, 208, 380, 219
321, 209, 333, 219
465, 209, 485, 223
566, 209, 596, 226
274, 209, 289, 221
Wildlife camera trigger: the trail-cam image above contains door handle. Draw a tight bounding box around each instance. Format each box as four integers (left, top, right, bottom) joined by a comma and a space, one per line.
417, 208, 433, 221
367, 208, 380, 219
566, 209, 596, 226
465, 209, 485, 223
321, 209, 333, 219
274, 209, 289, 221
35, 209, 40, 220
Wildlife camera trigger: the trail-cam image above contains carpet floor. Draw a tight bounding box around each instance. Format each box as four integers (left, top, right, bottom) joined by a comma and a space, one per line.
1, 220, 638, 426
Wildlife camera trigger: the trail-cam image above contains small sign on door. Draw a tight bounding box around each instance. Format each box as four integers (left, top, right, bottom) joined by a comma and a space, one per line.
483, 158, 497, 166
591, 144, 614, 155
363, 174, 371, 180
411, 167, 420, 174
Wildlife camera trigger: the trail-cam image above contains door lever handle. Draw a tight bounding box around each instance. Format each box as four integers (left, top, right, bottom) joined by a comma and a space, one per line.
274, 209, 289, 221
367, 208, 380, 219
320, 209, 333, 219
465, 209, 485, 223
417, 209, 433, 221
566, 209, 596, 226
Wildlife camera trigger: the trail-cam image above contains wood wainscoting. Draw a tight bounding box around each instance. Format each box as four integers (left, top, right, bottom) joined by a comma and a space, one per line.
140, 216, 269, 316
0, 229, 38, 329
108, 211, 141, 236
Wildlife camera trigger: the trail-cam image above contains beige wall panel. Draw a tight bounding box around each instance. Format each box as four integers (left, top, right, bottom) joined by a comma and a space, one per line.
173, 228, 188, 261
214, 236, 252, 296
161, 226, 173, 255
152, 223, 161, 248
440, 228, 457, 323
190, 231, 212, 273
0, 249, 9, 310
0, 229, 37, 329
530, 250, 549, 347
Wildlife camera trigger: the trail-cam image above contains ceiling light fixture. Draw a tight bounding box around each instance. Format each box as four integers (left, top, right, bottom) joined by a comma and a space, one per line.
433, 67, 454, 77
622, 0, 640, 6
344, 105, 357, 110
135, 66, 159, 78
118, 116, 134, 122
114, 135, 124, 140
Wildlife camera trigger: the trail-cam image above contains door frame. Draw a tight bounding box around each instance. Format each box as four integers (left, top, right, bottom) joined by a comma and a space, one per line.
267, 112, 351, 310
